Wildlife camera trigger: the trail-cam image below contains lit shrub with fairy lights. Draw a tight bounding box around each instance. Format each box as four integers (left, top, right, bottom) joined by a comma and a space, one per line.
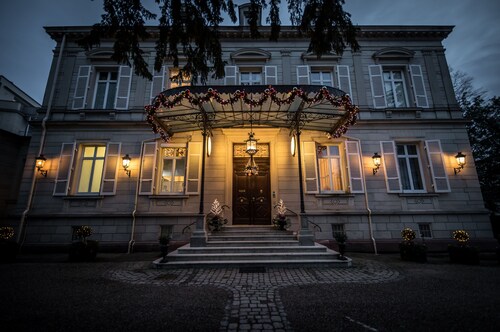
448, 229, 478, 265
399, 227, 427, 263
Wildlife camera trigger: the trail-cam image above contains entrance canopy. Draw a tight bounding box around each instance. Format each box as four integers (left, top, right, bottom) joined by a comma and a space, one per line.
145, 85, 358, 141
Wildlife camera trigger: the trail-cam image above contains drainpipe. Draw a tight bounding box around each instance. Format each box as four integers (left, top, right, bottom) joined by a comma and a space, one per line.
128, 138, 156, 254
344, 135, 378, 255
18, 33, 66, 245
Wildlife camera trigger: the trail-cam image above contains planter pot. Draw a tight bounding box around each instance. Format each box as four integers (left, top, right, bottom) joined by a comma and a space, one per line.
69, 240, 99, 262
399, 242, 427, 263
0, 241, 19, 263
448, 245, 479, 265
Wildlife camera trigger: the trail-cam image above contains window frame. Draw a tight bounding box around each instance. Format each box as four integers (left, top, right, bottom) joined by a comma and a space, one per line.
310, 69, 334, 87
331, 224, 346, 238
75, 144, 107, 195
382, 68, 410, 108
92, 70, 118, 109
396, 143, 427, 193
239, 68, 262, 85
157, 144, 188, 195
317, 144, 347, 194
418, 223, 433, 238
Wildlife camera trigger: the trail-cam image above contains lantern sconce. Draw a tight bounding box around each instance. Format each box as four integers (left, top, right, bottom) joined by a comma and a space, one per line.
207, 135, 212, 157
122, 154, 131, 177
372, 152, 381, 175
35, 154, 48, 177
454, 152, 466, 175
290, 135, 296, 156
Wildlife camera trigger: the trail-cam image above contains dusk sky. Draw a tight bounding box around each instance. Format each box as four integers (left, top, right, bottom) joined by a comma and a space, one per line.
0, 0, 499, 104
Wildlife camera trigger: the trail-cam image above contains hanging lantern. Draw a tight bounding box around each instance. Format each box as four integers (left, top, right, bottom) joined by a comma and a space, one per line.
245, 132, 258, 155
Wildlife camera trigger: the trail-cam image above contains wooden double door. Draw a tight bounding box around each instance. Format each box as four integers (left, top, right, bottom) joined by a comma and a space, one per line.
232, 156, 271, 225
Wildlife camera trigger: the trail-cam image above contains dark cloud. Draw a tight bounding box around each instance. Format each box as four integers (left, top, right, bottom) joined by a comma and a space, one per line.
1, 0, 499, 103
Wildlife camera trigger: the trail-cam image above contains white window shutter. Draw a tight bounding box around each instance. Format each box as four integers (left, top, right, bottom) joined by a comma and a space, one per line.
369, 65, 387, 109
224, 66, 238, 85
345, 141, 364, 193
264, 66, 278, 85
302, 141, 319, 194
72, 66, 91, 110
186, 142, 202, 195
139, 141, 157, 195
150, 66, 166, 101
296, 65, 310, 85
101, 142, 121, 195
425, 140, 450, 193
410, 65, 429, 108
53, 142, 76, 196
115, 65, 132, 110
336, 65, 352, 97
380, 141, 402, 193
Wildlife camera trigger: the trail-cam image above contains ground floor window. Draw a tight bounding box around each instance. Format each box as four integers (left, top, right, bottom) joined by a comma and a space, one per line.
397, 144, 425, 193
317, 145, 345, 192
159, 147, 187, 194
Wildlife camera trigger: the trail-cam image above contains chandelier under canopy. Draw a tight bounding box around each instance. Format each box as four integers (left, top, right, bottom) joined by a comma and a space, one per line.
244, 118, 259, 176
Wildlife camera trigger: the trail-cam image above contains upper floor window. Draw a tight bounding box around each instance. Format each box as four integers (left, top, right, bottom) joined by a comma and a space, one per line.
240, 71, 262, 85
93, 71, 118, 109
302, 141, 364, 194
168, 68, 191, 89
369, 64, 429, 109
383, 70, 409, 108
311, 71, 333, 87
72, 65, 132, 110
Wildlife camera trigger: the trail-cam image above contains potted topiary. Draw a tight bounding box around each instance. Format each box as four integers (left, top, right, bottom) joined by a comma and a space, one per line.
0, 227, 19, 262
159, 235, 170, 258
448, 229, 479, 265
272, 199, 291, 231
334, 232, 348, 260
206, 199, 229, 232
69, 226, 98, 261
399, 227, 427, 263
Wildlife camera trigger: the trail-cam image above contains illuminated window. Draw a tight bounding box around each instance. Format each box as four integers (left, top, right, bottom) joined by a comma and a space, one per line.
93, 71, 118, 109
317, 145, 345, 192
77, 145, 106, 194
160, 146, 187, 193
397, 144, 425, 192
169, 68, 191, 89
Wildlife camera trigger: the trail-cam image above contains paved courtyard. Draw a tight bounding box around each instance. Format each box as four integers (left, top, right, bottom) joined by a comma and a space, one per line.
1, 252, 499, 331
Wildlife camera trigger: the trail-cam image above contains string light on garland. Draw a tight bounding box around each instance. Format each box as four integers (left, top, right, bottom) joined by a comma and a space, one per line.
145, 86, 359, 142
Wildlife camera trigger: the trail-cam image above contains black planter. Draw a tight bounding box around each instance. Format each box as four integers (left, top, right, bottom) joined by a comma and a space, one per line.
399, 242, 427, 263
68, 240, 99, 261
448, 245, 479, 265
0, 241, 19, 263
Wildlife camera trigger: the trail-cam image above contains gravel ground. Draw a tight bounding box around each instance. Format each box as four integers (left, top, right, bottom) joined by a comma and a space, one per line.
280, 253, 500, 332
1, 252, 499, 332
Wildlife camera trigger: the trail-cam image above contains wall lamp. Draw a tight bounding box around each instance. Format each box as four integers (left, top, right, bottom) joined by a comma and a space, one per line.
454, 152, 466, 175
372, 152, 381, 175
35, 154, 48, 177
290, 135, 296, 157
122, 154, 131, 177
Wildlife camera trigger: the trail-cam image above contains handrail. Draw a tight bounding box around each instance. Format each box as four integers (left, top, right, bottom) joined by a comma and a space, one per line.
280, 207, 322, 232
182, 221, 197, 235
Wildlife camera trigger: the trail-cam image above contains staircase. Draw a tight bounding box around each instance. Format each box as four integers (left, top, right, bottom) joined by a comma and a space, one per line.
153, 225, 351, 268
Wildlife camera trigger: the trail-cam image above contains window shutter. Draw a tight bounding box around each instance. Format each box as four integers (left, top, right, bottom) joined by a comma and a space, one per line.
224, 66, 238, 85
345, 141, 364, 193
410, 65, 429, 108
296, 65, 310, 85
101, 142, 121, 195
264, 66, 278, 85
53, 142, 76, 196
380, 141, 402, 193
369, 65, 387, 109
150, 66, 166, 101
186, 141, 202, 195
302, 141, 319, 193
336, 65, 352, 96
139, 141, 157, 195
72, 66, 91, 110
425, 140, 450, 193
115, 65, 132, 110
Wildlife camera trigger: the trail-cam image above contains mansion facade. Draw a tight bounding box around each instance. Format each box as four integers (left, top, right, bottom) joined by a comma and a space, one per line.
7, 22, 494, 252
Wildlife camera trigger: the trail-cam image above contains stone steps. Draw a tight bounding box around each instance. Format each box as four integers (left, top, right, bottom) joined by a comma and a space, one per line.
153, 225, 351, 268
